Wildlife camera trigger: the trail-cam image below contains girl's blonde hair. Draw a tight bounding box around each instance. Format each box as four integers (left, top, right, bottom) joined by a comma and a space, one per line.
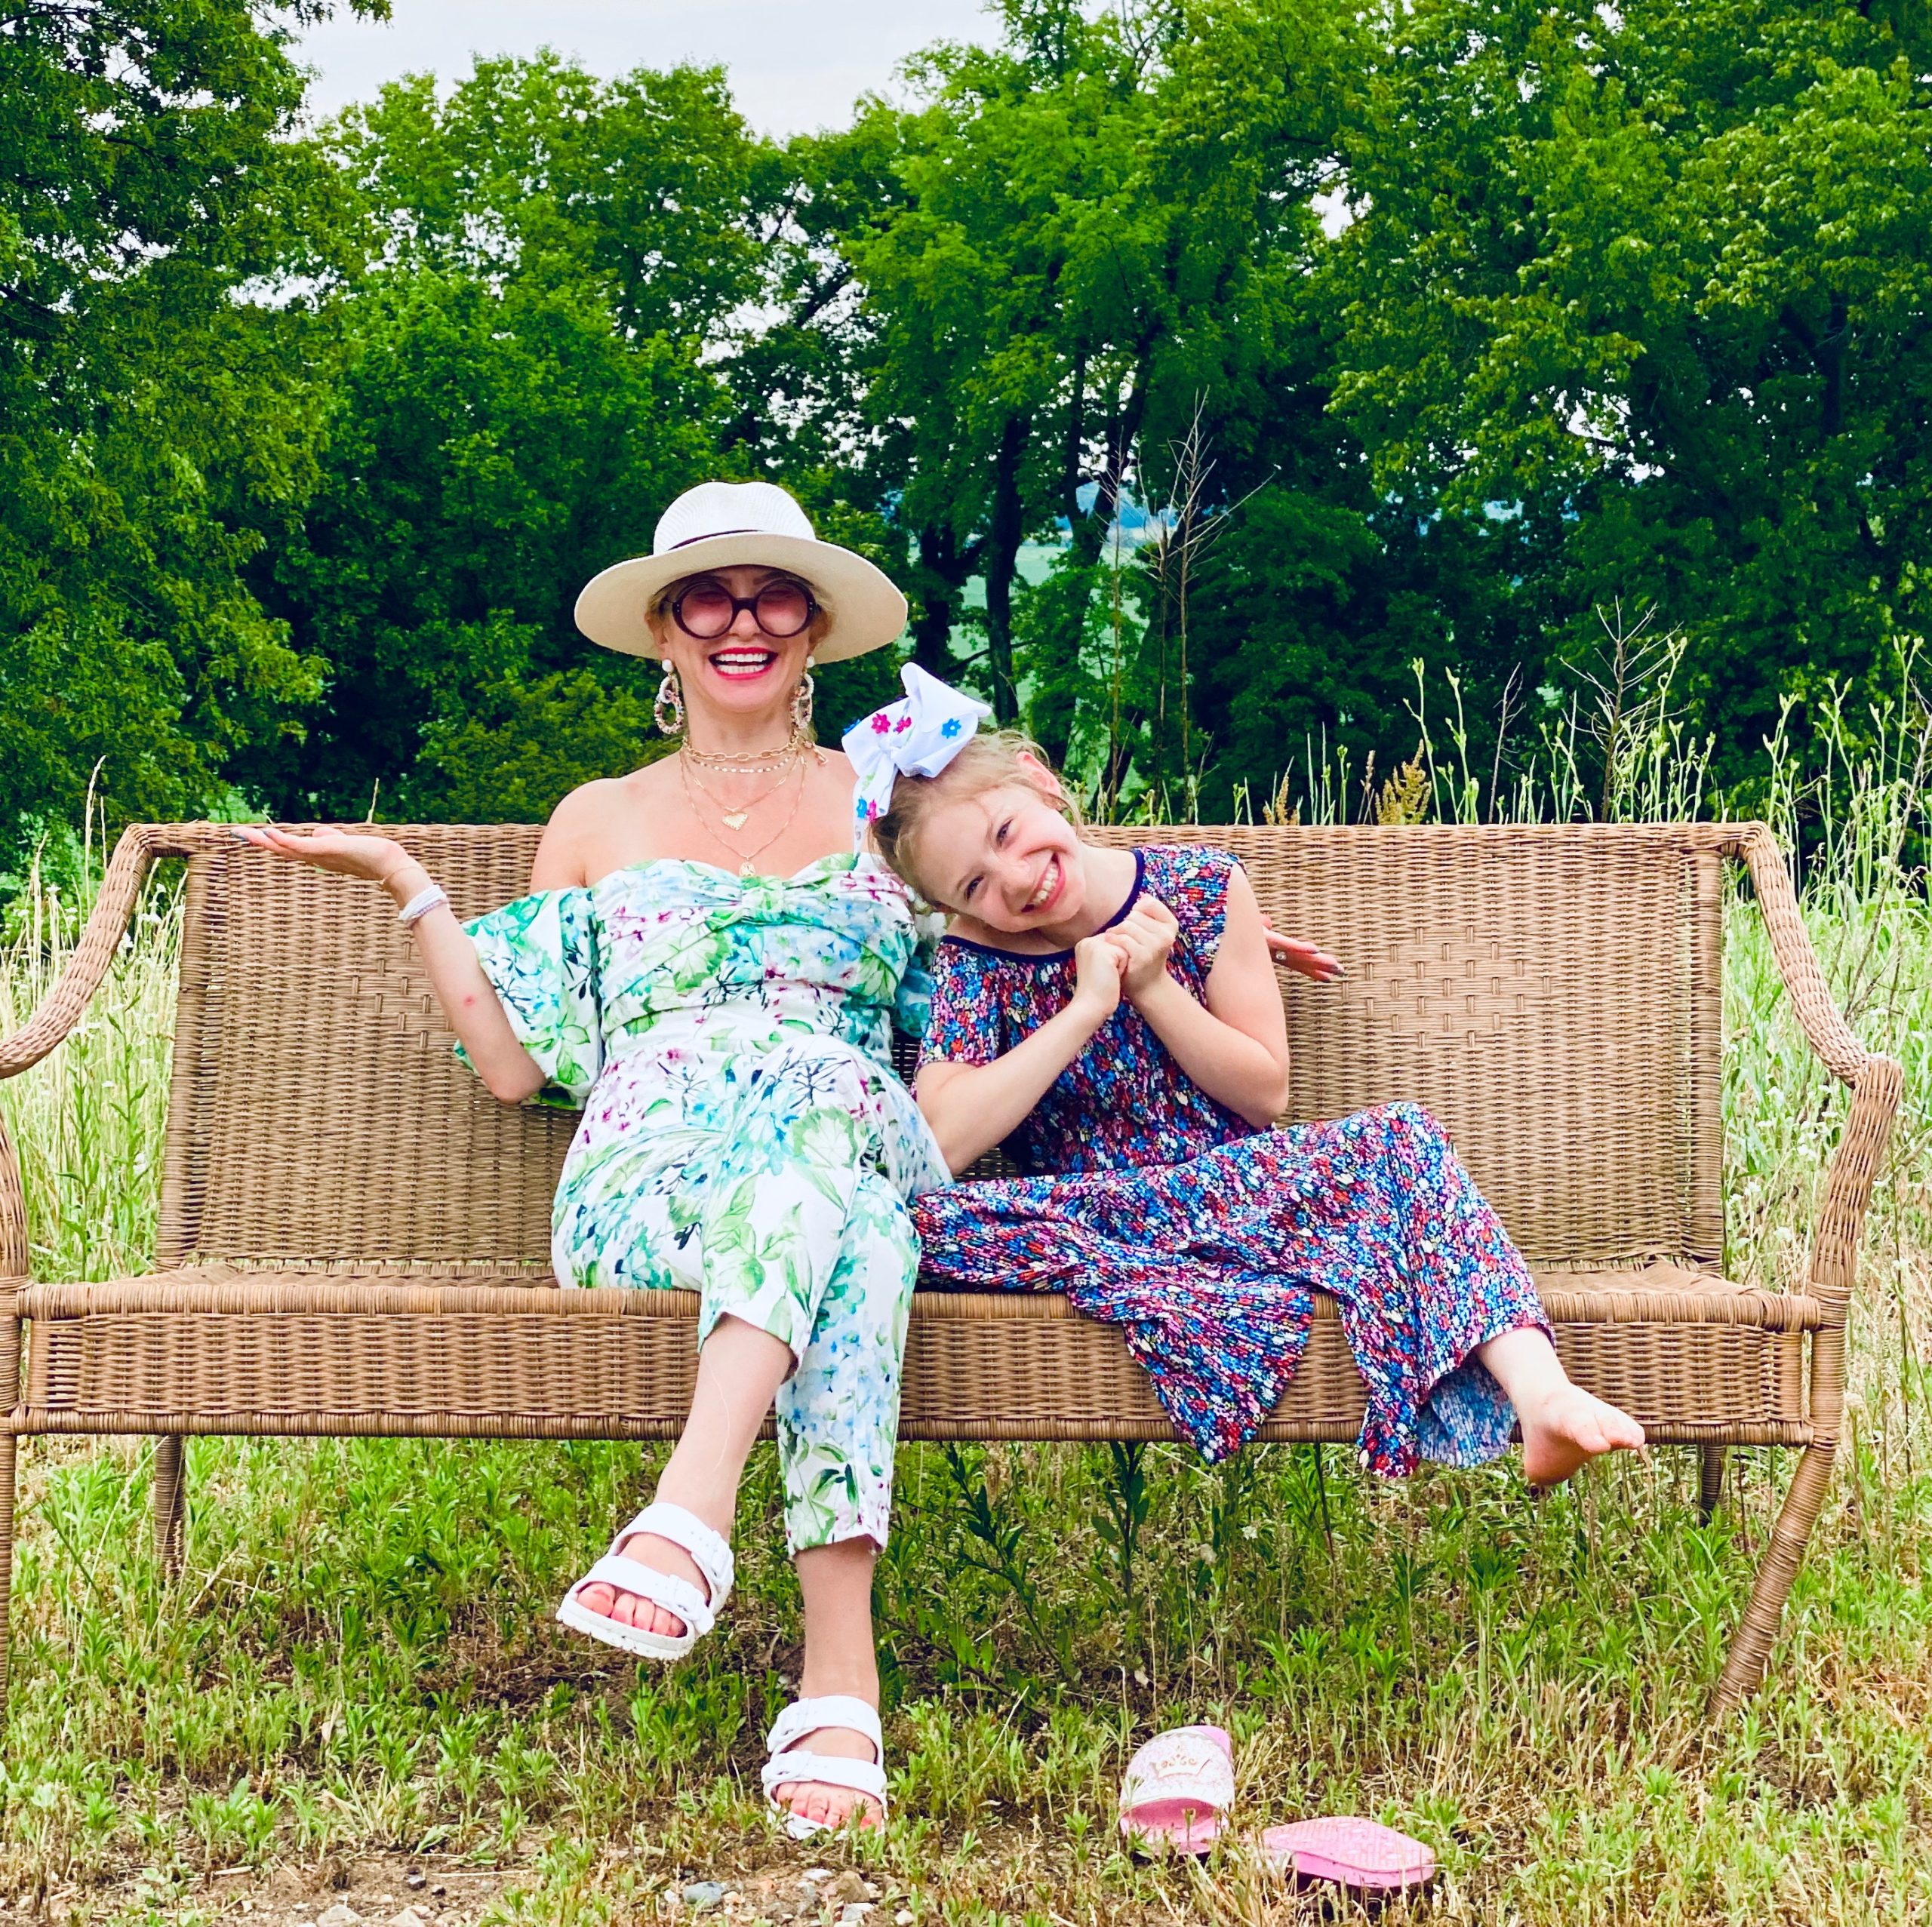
869, 729, 1085, 905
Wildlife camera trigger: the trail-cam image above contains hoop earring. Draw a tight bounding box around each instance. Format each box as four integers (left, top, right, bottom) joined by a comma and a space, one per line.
654, 659, 685, 738
792, 656, 816, 736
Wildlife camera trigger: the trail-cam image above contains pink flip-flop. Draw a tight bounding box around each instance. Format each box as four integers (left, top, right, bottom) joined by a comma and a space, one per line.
1117, 1724, 1234, 1857
1259, 1815, 1436, 1892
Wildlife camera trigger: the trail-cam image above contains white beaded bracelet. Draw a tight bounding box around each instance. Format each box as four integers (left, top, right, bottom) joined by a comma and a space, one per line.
396, 883, 449, 927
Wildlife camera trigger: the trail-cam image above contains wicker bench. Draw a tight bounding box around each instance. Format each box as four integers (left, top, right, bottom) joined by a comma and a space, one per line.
0, 822, 1900, 1721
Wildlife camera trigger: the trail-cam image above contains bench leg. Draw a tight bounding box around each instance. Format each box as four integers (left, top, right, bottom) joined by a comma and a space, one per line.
1697, 1444, 1727, 1523
1708, 1438, 1834, 1720
0, 1432, 14, 1734
152, 1435, 186, 1576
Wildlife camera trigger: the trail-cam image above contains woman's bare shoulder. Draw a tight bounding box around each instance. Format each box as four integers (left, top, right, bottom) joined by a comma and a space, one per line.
531, 770, 669, 889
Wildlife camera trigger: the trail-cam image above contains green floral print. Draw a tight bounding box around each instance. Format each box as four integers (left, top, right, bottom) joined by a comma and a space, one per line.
461, 855, 946, 1553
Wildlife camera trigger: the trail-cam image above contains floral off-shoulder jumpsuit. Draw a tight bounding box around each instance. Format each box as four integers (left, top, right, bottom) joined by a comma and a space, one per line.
462, 854, 949, 1552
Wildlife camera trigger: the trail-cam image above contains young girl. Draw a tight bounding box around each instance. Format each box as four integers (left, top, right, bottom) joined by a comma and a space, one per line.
848, 676, 1645, 1484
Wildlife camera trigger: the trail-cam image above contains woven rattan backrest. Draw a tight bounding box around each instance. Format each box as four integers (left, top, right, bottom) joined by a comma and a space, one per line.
155, 821, 1726, 1274
1084, 825, 1726, 1268
158, 825, 565, 1275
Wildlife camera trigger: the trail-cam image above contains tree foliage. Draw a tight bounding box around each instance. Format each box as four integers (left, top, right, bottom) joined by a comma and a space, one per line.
0, 0, 380, 835
1332, 0, 1932, 789
4, 0, 1926, 847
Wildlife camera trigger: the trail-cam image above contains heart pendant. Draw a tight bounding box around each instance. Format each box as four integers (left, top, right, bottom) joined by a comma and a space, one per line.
721, 810, 750, 831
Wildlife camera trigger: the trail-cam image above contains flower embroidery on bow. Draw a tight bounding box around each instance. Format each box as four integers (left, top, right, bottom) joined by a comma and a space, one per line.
843, 665, 994, 846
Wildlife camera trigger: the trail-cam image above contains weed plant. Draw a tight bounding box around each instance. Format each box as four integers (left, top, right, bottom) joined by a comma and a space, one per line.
0, 697, 1924, 1925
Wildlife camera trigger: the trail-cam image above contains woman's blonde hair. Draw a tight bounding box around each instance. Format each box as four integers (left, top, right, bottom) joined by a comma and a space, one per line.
869, 729, 1084, 905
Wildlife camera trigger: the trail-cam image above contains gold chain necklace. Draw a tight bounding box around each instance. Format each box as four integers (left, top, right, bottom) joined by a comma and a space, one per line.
678, 755, 809, 877
682, 724, 811, 776
678, 749, 800, 831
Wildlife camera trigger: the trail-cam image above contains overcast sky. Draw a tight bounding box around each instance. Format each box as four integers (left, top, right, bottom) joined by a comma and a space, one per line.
295, 0, 1001, 135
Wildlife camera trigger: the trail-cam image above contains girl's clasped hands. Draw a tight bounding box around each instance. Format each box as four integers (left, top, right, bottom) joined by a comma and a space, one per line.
1069, 897, 1180, 1019
1075, 896, 1341, 1022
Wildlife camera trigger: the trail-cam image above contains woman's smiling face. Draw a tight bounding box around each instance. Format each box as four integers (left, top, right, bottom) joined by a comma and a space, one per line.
912, 767, 1090, 933
650, 564, 819, 724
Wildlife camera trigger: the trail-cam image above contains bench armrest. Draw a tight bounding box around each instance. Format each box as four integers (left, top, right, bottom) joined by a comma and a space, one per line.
1728, 822, 1903, 1311
0, 825, 191, 1295
0, 825, 174, 1080
1731, 822, 1874, 1086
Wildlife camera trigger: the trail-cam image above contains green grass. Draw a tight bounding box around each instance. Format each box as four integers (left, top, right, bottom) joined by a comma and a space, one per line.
0, 761, 1926, 1925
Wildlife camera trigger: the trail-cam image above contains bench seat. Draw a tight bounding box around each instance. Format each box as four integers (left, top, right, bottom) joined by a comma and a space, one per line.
18, 1263, 1818, 1446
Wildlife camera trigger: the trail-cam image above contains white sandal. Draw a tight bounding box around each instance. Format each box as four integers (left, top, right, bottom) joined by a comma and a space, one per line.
554, 1501, 734, 1661
760, 1695, 888, 1839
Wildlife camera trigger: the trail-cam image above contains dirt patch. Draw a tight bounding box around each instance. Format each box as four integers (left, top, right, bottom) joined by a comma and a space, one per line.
118, 1854, 518, 1927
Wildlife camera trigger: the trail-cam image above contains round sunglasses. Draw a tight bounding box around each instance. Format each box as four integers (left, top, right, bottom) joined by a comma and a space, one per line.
669, 576, 818, 641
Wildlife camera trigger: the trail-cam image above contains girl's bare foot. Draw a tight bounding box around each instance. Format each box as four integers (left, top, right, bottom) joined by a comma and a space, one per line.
1518, 1382, 1646, 1487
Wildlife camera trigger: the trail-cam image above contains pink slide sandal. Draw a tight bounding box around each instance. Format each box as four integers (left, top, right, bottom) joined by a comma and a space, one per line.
1259, 1816, 1437, 1892
1117, 1725, 1235, 1857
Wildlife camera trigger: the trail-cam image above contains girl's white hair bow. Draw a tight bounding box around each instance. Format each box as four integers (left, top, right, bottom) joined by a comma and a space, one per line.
844, 664, 995, 841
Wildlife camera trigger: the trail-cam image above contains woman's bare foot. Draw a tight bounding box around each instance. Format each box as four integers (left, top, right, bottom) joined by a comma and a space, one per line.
770, 1717, 884, 1833
574, 1528, 715, 1640
1518, 1381, 1646, 1487
775, 1542, 888, 1830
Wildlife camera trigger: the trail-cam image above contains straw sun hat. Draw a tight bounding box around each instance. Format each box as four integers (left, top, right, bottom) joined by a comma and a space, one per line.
574, 481, 909, 664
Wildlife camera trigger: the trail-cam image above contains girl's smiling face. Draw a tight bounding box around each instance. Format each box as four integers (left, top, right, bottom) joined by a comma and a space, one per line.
912, 762, 1093, 937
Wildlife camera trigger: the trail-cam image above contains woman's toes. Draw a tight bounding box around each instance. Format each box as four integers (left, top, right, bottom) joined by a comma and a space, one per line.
770, 1778, 883, 1832
569, 1529, 709, 1639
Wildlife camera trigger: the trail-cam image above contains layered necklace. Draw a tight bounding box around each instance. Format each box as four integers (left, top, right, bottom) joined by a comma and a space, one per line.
677, 725, 824, 876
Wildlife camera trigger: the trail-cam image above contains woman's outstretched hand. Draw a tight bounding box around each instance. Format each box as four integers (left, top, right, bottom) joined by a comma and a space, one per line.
232, 825, 415, 892
1257, 915, 1343, 982
233, 825, 543, 1103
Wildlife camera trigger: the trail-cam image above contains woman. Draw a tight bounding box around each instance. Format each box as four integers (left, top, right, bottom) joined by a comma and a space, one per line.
239, 481, 943, 1837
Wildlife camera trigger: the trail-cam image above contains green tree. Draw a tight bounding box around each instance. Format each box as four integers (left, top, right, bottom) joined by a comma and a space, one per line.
1331, 0, 1932, 792
248, 57, 765, 817
251, 274, 722, 816
784, 0, 1370, 800
408, 671, 672, 822
0, 0, 375, 842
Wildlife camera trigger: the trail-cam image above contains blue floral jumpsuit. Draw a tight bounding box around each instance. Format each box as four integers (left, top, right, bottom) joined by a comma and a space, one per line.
463, 855, 949, 1552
